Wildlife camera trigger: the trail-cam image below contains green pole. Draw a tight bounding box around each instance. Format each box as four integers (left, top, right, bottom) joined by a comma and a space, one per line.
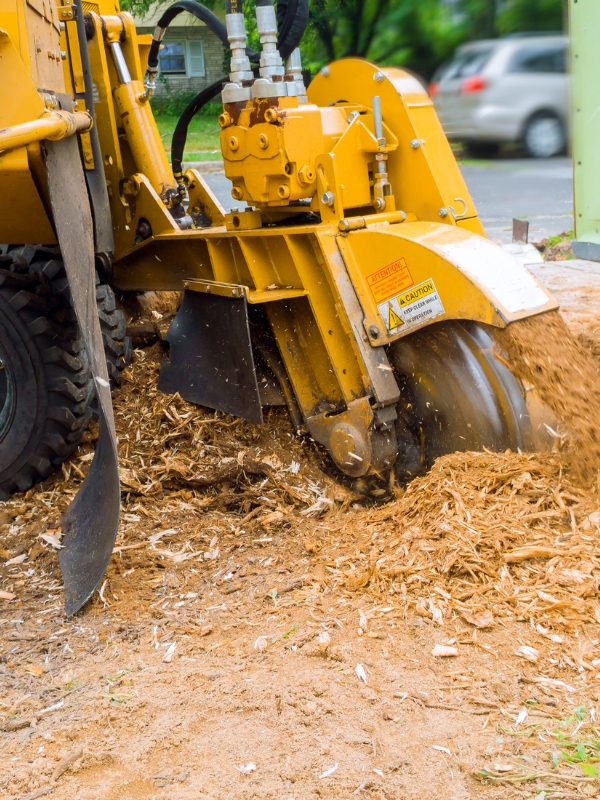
571, 0, 600, 261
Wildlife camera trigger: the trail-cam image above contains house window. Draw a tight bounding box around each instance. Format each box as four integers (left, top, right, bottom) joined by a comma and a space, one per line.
159, 42, 186, 74
159, 40, 206, 77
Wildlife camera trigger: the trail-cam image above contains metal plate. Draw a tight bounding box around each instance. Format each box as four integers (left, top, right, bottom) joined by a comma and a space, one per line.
158, 289, 263, 425
45, 136, 120, 616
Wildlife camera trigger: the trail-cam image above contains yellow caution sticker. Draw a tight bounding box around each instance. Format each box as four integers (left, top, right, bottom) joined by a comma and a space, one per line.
366, 257, 414, 304
388, 305, 404, 330
378, 278, 445, 334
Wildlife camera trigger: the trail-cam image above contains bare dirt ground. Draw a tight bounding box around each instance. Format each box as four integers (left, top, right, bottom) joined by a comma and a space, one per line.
3, 266, 600, 800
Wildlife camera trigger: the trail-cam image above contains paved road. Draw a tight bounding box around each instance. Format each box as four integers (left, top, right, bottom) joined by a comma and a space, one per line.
460, 157, 574, 244
204, 156, 574, 245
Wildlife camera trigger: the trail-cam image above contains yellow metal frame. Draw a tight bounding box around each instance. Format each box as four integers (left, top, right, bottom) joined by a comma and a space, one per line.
0, 0, 558, 477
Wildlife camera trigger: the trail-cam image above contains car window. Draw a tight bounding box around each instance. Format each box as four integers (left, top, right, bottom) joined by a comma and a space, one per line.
510, 45, 566, 74
440, 47, 495, 81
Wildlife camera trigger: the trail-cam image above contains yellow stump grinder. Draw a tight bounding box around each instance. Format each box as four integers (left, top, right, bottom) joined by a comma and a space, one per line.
0, 0, 556, 613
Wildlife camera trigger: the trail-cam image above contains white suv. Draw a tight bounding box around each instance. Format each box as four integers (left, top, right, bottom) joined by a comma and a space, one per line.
431, 35, 568, 158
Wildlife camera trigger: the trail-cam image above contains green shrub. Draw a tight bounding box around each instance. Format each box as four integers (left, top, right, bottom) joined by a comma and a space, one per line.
150, 89, 222, 118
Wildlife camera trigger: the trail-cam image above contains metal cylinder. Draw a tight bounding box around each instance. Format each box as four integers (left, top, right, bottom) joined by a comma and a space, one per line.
284, 47, 308, 103
113, 81, 178, 201
226, 12, 253, 83
109, 41, 132, 84
372, 95, 385, 146
256, 2, 284, 79
0, 110, 92, 154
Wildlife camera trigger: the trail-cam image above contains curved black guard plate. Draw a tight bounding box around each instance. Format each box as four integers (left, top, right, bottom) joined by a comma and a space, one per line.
158, 289, 263, 425
45, 137, 120, 616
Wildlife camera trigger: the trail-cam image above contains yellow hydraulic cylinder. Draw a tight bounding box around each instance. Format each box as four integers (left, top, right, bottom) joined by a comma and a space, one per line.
113, 81, 178, 203
0, 110, 92, 154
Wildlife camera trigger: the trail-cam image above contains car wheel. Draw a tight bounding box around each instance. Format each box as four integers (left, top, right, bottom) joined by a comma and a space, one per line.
462, 141, 500, 159
523, 113, 565, 158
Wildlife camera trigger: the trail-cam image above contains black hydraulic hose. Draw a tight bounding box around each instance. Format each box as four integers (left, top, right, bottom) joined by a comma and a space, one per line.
171, 76, 226, 176
170, 0, 310, 176
147, 0, 259, 70
277, 0, 309, 59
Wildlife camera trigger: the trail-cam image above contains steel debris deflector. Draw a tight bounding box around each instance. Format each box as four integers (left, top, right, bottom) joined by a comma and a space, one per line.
46, 137, 120, 616
158, 288, 263, 425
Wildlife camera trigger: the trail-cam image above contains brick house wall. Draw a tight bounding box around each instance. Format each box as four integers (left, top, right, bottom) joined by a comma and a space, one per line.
135, 5, 227, 97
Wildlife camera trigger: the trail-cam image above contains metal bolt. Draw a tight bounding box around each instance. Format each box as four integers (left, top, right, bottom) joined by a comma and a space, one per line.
369, 325, 380, 339
321, 191, 335, 206
438, 207, 449, 218
373, 71, 385, 82
410, 139, 420, 149
347, 110, 360, 124
320, 66, 330, 77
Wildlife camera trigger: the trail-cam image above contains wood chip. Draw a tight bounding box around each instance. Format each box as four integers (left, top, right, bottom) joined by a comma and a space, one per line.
432, 644, 459, 658
52, 746, 84, 782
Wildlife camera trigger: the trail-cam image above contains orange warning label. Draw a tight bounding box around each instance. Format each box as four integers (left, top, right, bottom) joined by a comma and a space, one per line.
366, 258, 414, 304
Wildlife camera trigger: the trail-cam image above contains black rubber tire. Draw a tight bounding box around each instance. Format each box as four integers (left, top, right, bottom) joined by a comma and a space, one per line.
462, 141, 500, 159
388, 320, 536, 478
36, 253, 132, 389
0, 246, 131, 498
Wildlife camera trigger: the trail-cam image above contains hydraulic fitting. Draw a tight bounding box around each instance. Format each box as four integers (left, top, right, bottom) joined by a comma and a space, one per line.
252, 0, 286, 99
222, 12, 253, 104
284, 48, 308, 104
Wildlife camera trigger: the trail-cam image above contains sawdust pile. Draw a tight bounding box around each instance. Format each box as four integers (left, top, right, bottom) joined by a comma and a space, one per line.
498, 309, 600, 483
83, 344, 352, 514
315, 450, 600, 638
6, 337, 600, 640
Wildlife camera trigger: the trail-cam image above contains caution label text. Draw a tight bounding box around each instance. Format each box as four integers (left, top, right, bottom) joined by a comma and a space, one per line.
366, 257, 413, 304
378, 278, 445, 334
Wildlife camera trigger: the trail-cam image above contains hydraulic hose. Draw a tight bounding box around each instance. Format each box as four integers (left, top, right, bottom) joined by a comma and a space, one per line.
171, 76, 226, 177
147, 0, 259, 71
277, 0, 309, 59
170, 0, 310, 176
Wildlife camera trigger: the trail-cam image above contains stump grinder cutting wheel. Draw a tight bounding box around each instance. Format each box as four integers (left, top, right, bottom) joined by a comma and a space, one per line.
0, 0, 556, 613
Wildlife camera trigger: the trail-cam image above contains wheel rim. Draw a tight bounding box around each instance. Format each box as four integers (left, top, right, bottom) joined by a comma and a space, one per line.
0, 342, 16, 444
526, 117, 564, 158
388, 321, 546, 476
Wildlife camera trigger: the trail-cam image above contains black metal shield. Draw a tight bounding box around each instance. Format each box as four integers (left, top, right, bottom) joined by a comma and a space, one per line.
158, 289, 263, 425
45, 136, 120, 616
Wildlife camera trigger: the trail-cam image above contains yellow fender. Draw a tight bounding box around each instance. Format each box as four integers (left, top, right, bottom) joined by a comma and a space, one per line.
337, 221, 557, 347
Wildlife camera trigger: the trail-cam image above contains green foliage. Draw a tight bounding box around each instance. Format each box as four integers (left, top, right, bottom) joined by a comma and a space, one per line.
546, 228, 574, 248
150, 87, 221, 117
548, 736, 600, 777
497, 0, 565, 36
154, 114, 222, 159
303, 0, 566, 78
